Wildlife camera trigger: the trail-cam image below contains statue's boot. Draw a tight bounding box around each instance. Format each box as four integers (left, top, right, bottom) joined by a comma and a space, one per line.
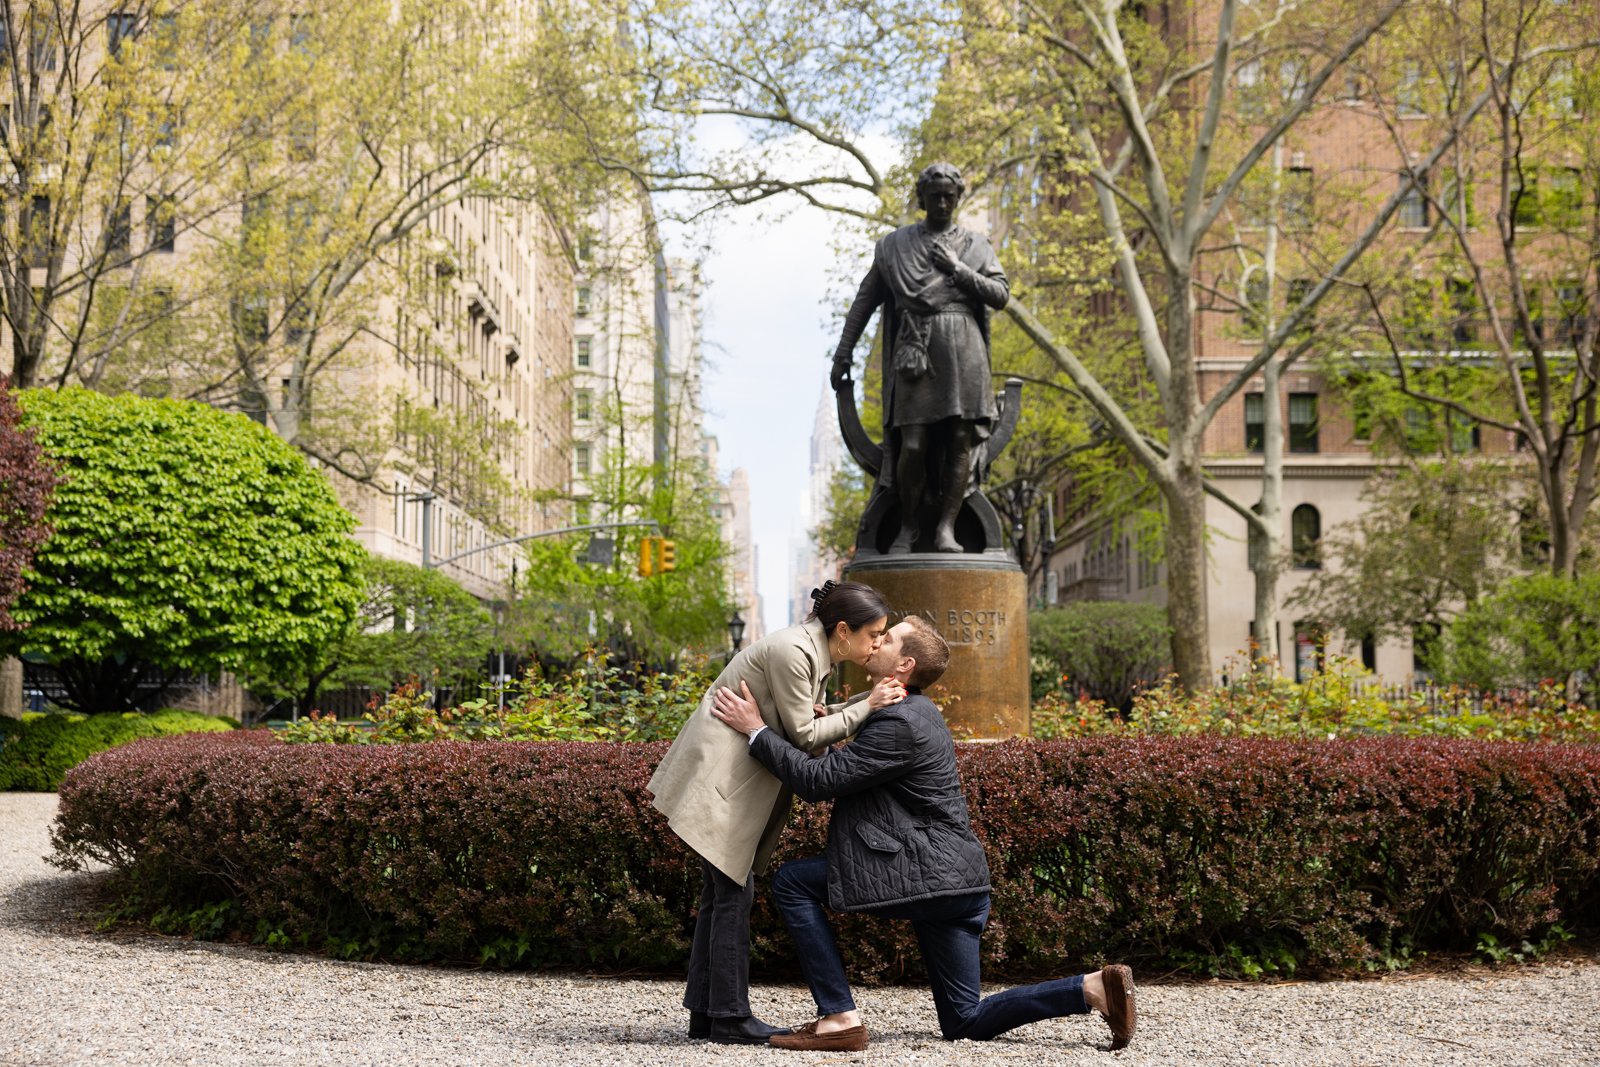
888, 525, 919, 554
932, 523, 963, 552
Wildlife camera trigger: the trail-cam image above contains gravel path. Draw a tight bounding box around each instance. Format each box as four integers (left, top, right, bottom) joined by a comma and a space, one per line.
3, 791, 1598, 1066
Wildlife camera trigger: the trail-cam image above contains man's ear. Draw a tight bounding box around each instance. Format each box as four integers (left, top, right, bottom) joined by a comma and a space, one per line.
898, 655, 917, 679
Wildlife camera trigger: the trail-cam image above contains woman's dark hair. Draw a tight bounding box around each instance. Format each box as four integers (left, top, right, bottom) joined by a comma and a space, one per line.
807, 580, 889, 632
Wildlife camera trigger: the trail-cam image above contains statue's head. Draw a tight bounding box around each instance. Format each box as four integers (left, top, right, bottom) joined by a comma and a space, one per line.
915, 162, 966, 224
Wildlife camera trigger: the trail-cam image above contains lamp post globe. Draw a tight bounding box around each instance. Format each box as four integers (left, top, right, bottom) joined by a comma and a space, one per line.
728, 611, 746, 653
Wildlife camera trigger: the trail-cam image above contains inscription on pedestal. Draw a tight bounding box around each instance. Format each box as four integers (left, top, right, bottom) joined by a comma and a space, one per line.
891, 607, 1009, 647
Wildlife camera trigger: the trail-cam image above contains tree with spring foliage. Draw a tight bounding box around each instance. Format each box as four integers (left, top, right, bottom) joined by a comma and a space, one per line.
580, 0, 1566, 686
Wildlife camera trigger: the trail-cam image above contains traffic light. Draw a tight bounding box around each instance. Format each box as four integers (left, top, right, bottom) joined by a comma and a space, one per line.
637, 537, 658, 577
659, 539, 677, 572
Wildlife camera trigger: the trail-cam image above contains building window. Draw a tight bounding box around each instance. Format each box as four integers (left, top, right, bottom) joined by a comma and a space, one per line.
1550, 166, 1582, 225
288, 118, 316, 161
1398, 171, 1428, 228
106, 199, 132, 257
238, 294, 270, 346
107, 12, 138, 58
1244, 393, 1265, 452
1243, 268, 1268, 336
575, 336, 591, 368
576, 286, 591, 316
1447, 278, 1477, 345
1286, 277, 1314, 335
575, 389, 591, 422
1448, 412, 1480, 454
28, 195, 51, 267
148, 194, 175, 253
1511, 168, 1540, 228
1291, 503, 1321, 569
289, 14, 314, 55
1554, 282, 1587, 347
285, 298, 310, 346
1283, 166, 1313, 228
1288, 392, 1319, 453
152, 13, 179, 69
1440, 167, 1475, 227
1397, 61, 1425, 116
1350, 391, 1372, 442
1360, 633, 1377, 672
30, 13, 58, 71
1293, 623, 1325, 682
575, 443, 591, 476
155, 108, 179, 149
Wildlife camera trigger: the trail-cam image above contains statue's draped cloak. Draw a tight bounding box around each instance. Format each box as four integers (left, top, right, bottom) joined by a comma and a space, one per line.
834, 223, 1009, 443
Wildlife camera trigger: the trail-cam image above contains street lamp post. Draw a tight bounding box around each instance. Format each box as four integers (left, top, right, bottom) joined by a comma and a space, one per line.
727, 611, 746, 655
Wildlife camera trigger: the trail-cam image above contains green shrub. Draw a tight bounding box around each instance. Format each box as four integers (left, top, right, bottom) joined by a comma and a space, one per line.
0, 709, 234, 791
1441, 573, 1600, 704
1030, 603, 1171, 709
1032, 653, 1600, 743
277, 653, 710, 745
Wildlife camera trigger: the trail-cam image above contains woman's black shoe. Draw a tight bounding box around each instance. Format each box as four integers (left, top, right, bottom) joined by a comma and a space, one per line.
710, 1015, 793, 1045
688, 1011, 712, 1039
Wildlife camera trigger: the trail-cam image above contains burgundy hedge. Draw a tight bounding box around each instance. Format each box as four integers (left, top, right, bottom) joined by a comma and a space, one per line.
50, 732, 1600, 979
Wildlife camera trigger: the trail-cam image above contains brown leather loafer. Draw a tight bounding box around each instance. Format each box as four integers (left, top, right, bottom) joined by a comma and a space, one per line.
770, 1023, 868, 1051
1101, 964, 1136, 1050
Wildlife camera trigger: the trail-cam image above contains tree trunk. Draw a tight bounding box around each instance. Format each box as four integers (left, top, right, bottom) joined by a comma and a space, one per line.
1163, 462, 1212, 689
1252, 352, 1284, 671
0, 657, 23, 718
1251, 141, 1285, 673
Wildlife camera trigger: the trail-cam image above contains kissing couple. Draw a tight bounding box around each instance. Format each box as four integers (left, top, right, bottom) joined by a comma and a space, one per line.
647, 580, 1136, 1051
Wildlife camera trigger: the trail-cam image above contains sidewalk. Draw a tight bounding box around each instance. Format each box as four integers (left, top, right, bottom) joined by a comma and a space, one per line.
3, 792, 1596, 1066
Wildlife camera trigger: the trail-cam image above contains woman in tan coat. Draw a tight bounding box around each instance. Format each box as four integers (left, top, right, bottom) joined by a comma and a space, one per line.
647, 580, 897, 1044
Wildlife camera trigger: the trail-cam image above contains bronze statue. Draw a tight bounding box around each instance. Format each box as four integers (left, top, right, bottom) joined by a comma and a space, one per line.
831, 162, 1012, 555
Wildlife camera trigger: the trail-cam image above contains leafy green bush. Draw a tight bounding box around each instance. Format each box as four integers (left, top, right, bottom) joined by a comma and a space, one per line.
1030, 603, 1171, 709
0, 709, 234, 791
1, 388, 364, 711
276, 653, 712, 745
1441, 573, 1600, 704
1033, 653, 1600, 743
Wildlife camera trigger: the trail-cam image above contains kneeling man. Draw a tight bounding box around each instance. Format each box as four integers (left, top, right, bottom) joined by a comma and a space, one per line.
710, 615, 1135, 1052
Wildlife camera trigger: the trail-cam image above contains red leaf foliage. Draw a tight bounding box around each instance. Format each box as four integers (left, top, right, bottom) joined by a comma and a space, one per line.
50, 732, 1600, 979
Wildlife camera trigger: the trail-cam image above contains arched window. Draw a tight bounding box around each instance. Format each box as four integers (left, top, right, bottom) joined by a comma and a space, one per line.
1291, 504, 1321, 569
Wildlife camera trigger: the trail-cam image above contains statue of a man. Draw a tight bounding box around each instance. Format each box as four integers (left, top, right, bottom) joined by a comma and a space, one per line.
831, 162, 1009, 553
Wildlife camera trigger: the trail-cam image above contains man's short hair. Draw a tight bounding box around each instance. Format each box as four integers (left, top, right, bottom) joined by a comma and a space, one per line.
900, 615, 951, 690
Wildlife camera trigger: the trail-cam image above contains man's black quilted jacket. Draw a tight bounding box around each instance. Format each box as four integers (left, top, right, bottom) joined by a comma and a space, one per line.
748, 690, 991, 911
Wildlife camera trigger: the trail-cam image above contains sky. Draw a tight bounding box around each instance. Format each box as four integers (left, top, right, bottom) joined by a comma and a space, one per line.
675, 205, 860, 635
656, 116, 896, 636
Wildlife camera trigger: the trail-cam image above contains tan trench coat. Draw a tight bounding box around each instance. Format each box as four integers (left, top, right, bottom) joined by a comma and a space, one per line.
647, 617, 875, 884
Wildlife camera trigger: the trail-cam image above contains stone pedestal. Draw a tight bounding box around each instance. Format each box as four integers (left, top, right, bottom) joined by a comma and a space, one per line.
843, 555, 1029, 739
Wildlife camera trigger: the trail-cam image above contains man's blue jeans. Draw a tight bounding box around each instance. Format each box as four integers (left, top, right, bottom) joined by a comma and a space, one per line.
771, 856, 1088, 1040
